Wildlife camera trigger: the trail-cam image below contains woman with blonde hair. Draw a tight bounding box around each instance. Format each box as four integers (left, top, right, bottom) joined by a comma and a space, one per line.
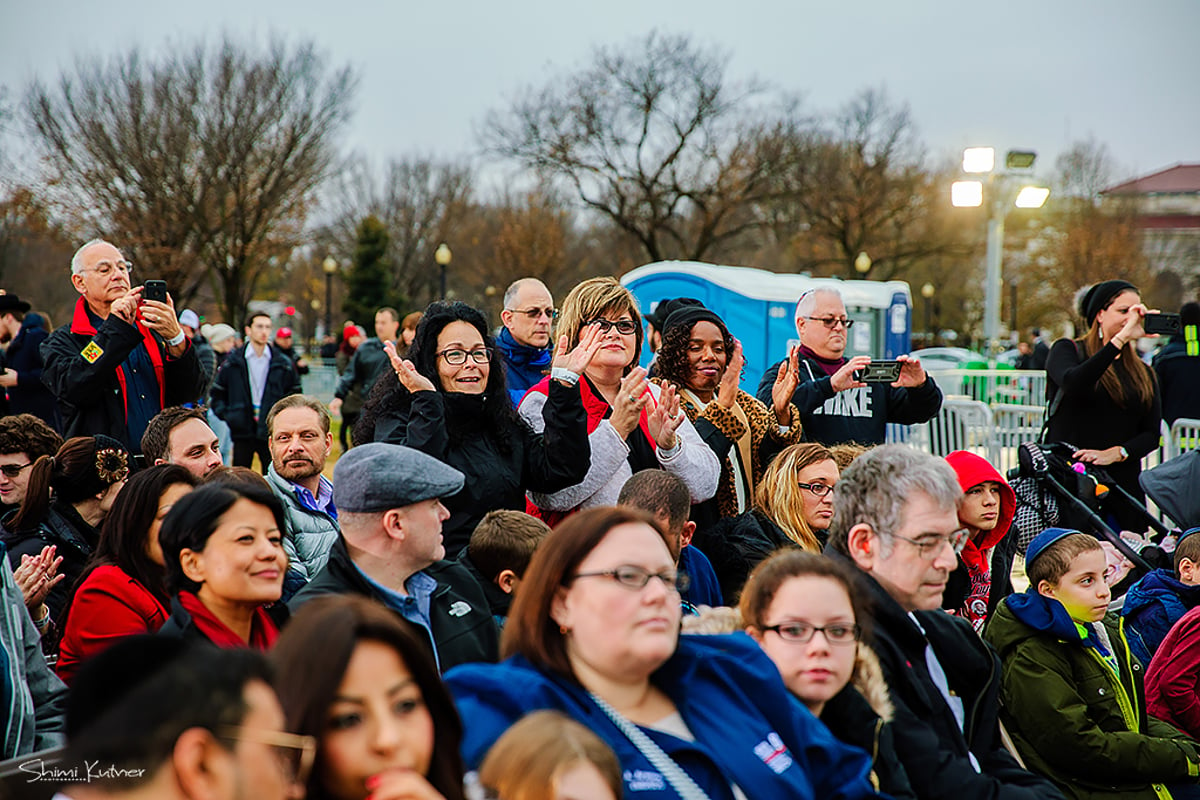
695, 442, 839, 601
476, 710, 621, 800
519, 277, 719, 520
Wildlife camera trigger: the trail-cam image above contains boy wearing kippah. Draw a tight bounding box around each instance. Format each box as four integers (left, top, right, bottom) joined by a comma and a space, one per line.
984, 528, 1200, 799
1123, 527, 1200, 666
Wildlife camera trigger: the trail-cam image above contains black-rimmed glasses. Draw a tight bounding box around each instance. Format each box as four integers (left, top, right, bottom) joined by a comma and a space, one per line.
572, 565, 690, 593
438, 347, 493, 365
761, 621, 860, 644
797, 481, 834, 497
586, 318, 638, 335
802, 316, 853, 330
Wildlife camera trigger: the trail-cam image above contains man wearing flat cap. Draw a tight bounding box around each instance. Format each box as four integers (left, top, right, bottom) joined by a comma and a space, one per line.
290, 442, 498, 671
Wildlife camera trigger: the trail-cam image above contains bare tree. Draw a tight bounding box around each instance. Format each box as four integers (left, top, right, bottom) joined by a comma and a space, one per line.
483, 31, 776, 264
24, 36, 357, 321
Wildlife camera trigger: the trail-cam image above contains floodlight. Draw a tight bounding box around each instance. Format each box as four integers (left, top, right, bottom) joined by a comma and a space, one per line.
952, 181, 984, 208
1005, 150, 1037, 170
1014, 186, 1050, 208
962, 147, 995, 174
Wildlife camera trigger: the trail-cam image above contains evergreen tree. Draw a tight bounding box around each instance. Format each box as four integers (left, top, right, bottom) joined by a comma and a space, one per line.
343, 215, 403, 323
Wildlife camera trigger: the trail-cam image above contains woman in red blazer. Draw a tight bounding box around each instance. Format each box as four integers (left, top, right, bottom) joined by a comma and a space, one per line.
56, 464, 197, 683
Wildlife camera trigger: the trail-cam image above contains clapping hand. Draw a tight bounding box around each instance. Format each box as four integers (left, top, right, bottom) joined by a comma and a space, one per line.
384, 340, 435, 393
771, 346, 799, 423
552, 324, 604, 377
13, 545, 63, 610
610, 367, 649, 438
716, 339, 746, 409
647, 381, 685, 451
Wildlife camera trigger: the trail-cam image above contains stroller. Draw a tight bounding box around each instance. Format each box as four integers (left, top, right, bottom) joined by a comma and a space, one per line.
1007, 441, 1171, 581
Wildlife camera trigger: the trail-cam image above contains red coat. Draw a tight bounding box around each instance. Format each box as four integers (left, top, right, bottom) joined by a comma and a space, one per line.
55, 564, 168, 685
1145, 604, 1200, 738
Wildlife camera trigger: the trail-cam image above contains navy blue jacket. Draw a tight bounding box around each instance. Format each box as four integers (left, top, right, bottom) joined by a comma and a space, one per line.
679, 544, 723, 609
210, 345, 301, 440
497, 326, 551, 406
446, 633, 879, 800
1122, 568, 1200, 666
4, 316, 59, 429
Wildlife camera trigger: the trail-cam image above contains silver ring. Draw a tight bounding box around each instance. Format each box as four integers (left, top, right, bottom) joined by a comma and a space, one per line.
628, 394, 638, 403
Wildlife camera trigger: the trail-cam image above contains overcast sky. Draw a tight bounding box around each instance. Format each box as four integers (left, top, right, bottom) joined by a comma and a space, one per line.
2, 0, 1197, 186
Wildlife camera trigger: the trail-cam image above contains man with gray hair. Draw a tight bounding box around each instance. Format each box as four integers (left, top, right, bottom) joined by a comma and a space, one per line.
828, 444, 1063, 800
290, 442, 498, 671
756, 286, 941, 445
40, 239, 207, 452
497, 278, 555, 405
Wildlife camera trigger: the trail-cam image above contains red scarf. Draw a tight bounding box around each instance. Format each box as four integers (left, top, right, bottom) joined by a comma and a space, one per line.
70, 297, 168, 417
178, 591, 279, 650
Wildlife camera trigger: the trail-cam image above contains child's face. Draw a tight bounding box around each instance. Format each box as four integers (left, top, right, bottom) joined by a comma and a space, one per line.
1039, 548, 1111, 623
959, 481, 1003, 533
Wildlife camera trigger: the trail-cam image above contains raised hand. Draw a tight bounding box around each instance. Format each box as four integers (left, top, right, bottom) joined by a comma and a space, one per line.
894, 354, 927, 387
647, 381, 685, 451
716, 339, 745, 409
610, 366, 649, 438
771, 346, 800, 422
553, 323, 604, 377
13, 545, 64, 609
384, 340, 435, 393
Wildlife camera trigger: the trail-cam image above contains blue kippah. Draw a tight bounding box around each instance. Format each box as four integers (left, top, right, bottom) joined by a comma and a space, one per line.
1025, 527, 1082, 569
1178, 527, 1200, 546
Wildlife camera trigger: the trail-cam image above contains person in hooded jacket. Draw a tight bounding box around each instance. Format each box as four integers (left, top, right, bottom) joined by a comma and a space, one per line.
356, 301, 595, 558
943, 450, 1018, 631
0, 303, 61, 431
1122, 527, 1200, 666
1153, 302, 1200, 426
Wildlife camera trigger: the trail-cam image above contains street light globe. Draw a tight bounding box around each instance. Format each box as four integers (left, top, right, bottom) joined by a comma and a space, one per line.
322, 256, 338, 275
921, 282, 936, 299
962, 147, 996, 174
434, 243, 453, 266
854, 251, 871, 274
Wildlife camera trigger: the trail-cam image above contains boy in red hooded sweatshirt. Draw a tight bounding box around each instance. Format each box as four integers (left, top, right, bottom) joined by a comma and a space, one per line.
944, 450, 1019, 632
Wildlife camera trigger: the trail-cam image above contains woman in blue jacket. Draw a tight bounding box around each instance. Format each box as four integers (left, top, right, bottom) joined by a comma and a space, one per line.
445, 506, 880, 800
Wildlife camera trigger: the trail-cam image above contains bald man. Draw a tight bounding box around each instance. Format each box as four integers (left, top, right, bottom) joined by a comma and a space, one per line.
497, 278, 555, 406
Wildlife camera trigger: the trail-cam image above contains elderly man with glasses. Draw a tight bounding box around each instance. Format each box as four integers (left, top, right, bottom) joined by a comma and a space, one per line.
827, 444, 1064, 800
40, 239, 208, 454
497, 278, 556, 406
756, 286, 942, 445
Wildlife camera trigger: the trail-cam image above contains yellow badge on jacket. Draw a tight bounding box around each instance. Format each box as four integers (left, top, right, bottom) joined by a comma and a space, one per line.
81, 341, 104, 363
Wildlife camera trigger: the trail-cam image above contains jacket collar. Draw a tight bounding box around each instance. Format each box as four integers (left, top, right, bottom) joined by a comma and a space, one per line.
70, 296, 168, 411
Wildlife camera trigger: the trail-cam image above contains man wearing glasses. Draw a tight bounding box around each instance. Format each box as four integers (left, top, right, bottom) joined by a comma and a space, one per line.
828, 445, 1063, 800
756, 287, 942, 445
497, 278, 555, 406
40, 239, 207, 454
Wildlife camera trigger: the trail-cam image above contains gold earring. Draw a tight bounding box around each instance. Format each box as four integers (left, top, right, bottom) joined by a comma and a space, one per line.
559, 625, 570, 635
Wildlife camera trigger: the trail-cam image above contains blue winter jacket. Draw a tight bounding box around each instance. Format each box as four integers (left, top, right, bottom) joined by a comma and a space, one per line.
1121, 568, 1200, 665
445, 632, 880, 800
496, 327, 551, 407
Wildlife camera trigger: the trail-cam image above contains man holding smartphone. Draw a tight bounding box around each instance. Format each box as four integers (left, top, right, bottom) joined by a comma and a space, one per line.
40, 238, 207, 454
756, 286, 942, 445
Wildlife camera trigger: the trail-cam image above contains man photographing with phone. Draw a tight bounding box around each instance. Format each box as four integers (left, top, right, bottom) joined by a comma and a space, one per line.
756, 286, 942, 445
41, 238, 208, 454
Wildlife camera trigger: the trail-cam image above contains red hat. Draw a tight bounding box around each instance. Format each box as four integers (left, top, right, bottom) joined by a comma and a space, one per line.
277, 327, 293, 338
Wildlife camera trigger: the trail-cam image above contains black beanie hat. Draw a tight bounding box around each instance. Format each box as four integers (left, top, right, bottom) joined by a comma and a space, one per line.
1079, 280, 1137, 326
645, 297, 704, 330
662, 304, 728, 338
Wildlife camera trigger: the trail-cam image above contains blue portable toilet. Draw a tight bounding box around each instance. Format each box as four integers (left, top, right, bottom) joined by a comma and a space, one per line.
621, 261, 912, 391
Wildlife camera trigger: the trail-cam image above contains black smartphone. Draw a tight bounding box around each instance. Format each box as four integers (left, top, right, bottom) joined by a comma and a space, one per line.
143, 280, 168, 304
854, 360, 902, 382
1144, 312, 1181, 335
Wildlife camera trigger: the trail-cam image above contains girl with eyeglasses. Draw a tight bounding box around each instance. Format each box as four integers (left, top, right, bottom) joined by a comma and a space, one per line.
694, 442, 840, 602
519, 278, 720, 523
446, 506, 881, 800
356, 301, 594, 558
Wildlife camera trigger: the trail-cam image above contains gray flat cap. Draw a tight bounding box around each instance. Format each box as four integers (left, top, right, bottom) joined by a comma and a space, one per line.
333, 442, 464, 512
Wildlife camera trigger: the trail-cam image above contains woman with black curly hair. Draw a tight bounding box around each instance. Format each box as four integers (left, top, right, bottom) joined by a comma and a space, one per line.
355, 301, 596, 558
653, 304, 802, 532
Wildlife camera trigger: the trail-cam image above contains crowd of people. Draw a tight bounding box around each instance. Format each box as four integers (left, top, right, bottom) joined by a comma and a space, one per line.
6, 237, 1200, 800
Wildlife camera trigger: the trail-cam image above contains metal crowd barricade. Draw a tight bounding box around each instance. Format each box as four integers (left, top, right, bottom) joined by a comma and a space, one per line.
301, 363, 341, 402
1165, 418, 1200, 460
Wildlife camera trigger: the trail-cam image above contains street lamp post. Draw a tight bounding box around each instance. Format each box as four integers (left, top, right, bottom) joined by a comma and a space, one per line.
435, 243, 452, 300
921, 282, 935, 343
322, 256, 338, 340
951, 147, 1049, 359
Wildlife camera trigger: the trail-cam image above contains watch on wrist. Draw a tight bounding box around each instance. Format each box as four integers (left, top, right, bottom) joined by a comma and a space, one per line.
1119, 446, 1129, 462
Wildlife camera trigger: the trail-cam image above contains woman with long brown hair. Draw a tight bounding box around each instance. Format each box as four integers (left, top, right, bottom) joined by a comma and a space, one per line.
1046, 280, 1161, 528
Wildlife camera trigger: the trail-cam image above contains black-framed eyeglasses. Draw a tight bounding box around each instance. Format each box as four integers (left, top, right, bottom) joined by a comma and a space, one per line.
797, 481, 835, 497
85, 260, 134, 278
572, 565, 690, 594
586, 318, 638, 335
889, 528, 971, 559
509, 306, 558, 321
437, 347, 493, 365
761, 621, 861, 645
0, 462, 32, 479
802, 316, 853, 330
217, 726, 316, 786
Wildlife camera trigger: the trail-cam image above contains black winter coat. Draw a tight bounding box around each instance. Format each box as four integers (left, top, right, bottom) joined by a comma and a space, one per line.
291, 537, 499, 672
4, 319, 59, 429
371, 383, 589, 558
210, 346, 302, 440
692, 508, 801, 603
827, 548, 1065, 800
40, 299, 208, 452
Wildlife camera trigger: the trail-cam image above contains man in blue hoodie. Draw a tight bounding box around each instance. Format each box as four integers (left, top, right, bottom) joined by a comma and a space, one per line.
1123, 526, 1200, 666
497, 278, 554, 406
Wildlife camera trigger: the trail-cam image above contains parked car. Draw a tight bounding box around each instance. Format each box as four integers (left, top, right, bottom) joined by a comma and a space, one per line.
916, 347, 1018, 402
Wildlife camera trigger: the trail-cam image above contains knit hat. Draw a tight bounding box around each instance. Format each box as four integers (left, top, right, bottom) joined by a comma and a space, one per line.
662, 304, 727, 337
1024, 527, 1081, 571
179, 309, 200, 330
645, 297, 704, 331
1079, 280, 1136, 326
206, 323, 237, 346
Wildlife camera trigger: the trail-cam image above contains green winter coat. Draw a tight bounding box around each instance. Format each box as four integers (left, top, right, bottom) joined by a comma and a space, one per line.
984, 592, 1200, 800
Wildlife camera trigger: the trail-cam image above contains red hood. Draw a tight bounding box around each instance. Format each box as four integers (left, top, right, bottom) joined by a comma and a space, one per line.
945, 450, 1015, 559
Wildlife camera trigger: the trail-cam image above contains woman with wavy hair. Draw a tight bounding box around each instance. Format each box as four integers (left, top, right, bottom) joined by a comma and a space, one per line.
694, 442, 840, 601
356, 300, 595, 558
1046, 280, 1161, 528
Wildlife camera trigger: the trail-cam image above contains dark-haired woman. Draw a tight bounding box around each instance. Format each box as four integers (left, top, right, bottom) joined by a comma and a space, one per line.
652, 304, 801, 532
55, 464, 196, 683
355, 301, 595, 558
157, 482, 287, 649
1, 435, 129, 636
1046, 280, 1162, 529
273, 595, 466, 800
